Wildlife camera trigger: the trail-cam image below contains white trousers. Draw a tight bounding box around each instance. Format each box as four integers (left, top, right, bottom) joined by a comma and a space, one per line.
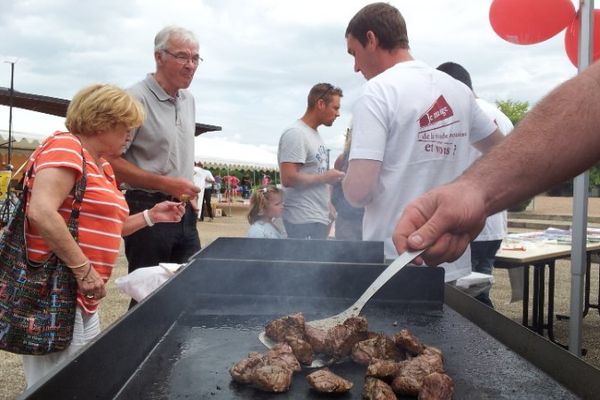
22, 307, 100, 388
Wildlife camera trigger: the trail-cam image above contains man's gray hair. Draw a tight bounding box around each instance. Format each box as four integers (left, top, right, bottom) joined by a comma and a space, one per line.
154, 26, 198, 51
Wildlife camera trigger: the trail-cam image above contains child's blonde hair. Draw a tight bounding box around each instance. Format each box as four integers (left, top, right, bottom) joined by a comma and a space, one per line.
247, 185, 282, 224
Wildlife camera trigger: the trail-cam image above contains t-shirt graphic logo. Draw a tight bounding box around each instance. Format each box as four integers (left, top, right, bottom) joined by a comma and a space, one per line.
418, 95, 454, 128
316, 145, 328, 174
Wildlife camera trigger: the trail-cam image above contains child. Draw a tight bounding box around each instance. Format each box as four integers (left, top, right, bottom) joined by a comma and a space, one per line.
247, 186, 286, 239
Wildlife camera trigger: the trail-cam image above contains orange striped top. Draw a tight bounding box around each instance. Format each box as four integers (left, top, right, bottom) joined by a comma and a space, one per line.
24, 132, 129, 313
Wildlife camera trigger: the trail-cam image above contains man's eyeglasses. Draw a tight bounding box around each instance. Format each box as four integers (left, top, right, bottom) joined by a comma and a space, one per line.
163, 49, 203, 65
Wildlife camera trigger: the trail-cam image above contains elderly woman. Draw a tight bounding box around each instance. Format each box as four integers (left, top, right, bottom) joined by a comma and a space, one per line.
21, 84, 186, 387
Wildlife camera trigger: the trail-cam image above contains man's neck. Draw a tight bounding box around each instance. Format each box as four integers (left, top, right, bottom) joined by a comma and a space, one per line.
153, 72, 178, 97
372, 48, 414, 78
300, 114, 320, 131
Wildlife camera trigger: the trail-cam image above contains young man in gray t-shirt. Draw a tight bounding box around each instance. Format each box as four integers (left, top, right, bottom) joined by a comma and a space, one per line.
277, 83, 345, 239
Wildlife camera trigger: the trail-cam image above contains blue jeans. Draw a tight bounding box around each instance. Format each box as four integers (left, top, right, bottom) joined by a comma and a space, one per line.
283, 220, 330, 239
470, 240, 502, 308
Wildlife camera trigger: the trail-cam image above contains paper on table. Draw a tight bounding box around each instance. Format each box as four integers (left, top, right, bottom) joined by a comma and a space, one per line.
508, 266, 524, 303
456, 272, 494, 297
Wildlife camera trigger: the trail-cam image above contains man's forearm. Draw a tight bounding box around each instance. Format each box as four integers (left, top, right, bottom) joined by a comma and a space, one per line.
462, 62, 600, 216
110, 157, 169, 192
281, 171, 323, 188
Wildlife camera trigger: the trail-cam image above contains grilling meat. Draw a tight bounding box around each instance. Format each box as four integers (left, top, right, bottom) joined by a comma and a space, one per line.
262, 343, 302, 372
352, 334, 405, 365
366, 359, 403, 380
230, 352, 263, 384
325, 316, 369, 359
234, 314, 452, 396
420, 347, 445, 373
393, 329, 425, 356
306, 368, 353, 393
418, 372, 454, 400
251, 365, 293, 393
285, 335, 313, 365
264, 313, 315, 364
305, 324, 329, 353
265, 312, 306, 343
390, 351, 445, 396
363, 377, 398, 400
229, 343, 300, 392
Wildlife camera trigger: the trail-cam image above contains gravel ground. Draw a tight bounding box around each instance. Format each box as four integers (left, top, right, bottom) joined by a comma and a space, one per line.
1, 195, 600, 399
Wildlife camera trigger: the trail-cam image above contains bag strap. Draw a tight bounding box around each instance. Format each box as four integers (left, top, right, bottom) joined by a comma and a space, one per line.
22, 134, 88, 242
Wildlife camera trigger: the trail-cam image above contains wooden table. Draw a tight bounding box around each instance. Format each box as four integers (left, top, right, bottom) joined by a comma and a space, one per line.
495, 241, 600, 343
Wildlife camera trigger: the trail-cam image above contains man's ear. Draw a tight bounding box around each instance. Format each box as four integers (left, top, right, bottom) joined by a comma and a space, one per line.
366, 31, 379, 49
155, 51, 164, 66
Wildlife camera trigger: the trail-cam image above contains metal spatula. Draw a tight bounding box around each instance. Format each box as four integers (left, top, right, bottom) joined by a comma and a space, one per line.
258, 249, 425, 367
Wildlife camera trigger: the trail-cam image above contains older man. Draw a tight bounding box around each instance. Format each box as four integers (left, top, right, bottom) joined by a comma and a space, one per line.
342, 3, 504, 282
111, 26, 202, 289
278, 83, 346, 239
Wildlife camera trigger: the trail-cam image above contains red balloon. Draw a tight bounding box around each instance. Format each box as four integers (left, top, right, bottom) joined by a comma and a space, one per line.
564, 9, 600, 67
489, 0, 576, 45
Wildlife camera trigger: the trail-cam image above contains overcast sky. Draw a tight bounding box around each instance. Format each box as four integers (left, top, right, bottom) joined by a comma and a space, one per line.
0, 0, 582, 165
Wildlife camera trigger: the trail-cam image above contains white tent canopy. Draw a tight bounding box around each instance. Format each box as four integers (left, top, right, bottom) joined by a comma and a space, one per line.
0, 130, 280, 173
195, 137, 279, 172
0, 129, 45, 152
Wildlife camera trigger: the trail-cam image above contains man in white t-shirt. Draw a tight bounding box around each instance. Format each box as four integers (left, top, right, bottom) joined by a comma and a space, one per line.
342, 3, 505, 282
437, 62, 514, 306
193, 161, 216, 221
277, 83, 346, 239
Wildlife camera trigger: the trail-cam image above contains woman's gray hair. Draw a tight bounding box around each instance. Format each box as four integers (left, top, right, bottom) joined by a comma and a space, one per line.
154, 26, 198, 51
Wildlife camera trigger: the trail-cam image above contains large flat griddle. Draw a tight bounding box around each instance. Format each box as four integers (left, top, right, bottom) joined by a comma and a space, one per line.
20, 238, 600, 399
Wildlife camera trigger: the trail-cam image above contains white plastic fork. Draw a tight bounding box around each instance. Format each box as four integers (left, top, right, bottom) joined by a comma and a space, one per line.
258, 249, 425, 367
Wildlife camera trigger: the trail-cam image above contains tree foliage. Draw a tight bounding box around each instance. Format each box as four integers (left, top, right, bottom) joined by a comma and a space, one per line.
495, 99, 600, 192
496, 99, 529, 126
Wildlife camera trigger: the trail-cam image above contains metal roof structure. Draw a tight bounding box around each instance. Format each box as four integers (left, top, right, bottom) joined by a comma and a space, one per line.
0, 87, 222, 136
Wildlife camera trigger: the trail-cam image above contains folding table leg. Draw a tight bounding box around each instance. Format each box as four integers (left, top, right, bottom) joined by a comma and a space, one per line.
522, 264, 530, 328
546, 261, 555, 342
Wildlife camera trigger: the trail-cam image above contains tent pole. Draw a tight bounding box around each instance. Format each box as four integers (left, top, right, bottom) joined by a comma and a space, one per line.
569, 0, 594, 356
5, 60, 15, 170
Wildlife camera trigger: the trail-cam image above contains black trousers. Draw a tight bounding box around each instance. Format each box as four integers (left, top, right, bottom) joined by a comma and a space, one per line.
200, 188, 214, 220
124, 191, 201, 307
124, 191, 201, 272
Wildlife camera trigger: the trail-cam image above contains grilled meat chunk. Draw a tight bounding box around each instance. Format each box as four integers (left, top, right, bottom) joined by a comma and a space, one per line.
363, 377, 398, 400
419, 348, 445, 373
251, 365, 293, 393
285, 335, 313, 365
418, 372, 454, 400
265, 312, 306, 343
423, 346, 443, 359
230, 343, 300, 392
263, 343, 302, 372
391, 352, 445, 396
306, 368, 353, 393
325, 316, 369, 359
366, 359, 404, 380
393, 329, 425, 356
229, 352, 263, 384
352, 334, 404, 365
305, 324, 329, 354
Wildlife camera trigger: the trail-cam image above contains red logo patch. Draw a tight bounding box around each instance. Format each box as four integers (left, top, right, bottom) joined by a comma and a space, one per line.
419, 95, 454, 128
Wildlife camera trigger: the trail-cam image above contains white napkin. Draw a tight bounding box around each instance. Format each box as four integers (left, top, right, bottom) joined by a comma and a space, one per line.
115, 263, 183, 302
